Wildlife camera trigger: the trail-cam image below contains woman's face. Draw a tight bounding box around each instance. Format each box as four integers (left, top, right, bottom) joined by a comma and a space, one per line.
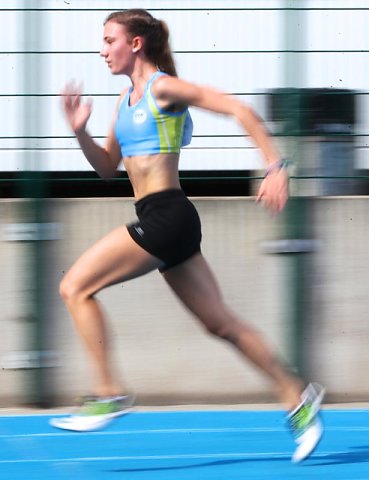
100, 21, 134, 75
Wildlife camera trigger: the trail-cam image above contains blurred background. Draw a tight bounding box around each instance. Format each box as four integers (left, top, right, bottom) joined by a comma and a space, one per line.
1, 0, 369, 408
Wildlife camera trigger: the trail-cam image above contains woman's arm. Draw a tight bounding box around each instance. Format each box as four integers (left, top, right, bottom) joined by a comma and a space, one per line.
153, 77, 279, 164
61, 84, 123, 179
153, 77, 288, 211
74, 124, 122, 180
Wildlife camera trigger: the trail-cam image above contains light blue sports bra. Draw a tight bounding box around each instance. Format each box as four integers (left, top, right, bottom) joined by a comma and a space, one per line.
114, 71, 193, 157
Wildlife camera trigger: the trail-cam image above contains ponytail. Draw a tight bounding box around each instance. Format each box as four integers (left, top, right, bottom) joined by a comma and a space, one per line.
146, 19, 177, 76
105, 9, 177, 76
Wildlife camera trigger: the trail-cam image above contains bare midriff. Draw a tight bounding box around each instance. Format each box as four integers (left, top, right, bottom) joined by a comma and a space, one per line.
123, 152, 181, 200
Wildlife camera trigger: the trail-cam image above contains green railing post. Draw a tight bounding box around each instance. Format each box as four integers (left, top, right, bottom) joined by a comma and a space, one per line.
20, 7, 55, 407
281, 197, 314, 379
282, 2, 313, 379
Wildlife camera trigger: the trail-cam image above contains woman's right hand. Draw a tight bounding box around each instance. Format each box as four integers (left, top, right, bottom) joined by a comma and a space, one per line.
61, 82, 92, 134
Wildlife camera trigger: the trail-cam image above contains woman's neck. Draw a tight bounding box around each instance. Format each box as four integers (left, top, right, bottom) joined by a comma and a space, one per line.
129, 63, 159, 94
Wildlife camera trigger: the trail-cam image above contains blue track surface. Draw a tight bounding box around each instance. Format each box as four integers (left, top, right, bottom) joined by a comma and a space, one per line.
1, 409, 369, 479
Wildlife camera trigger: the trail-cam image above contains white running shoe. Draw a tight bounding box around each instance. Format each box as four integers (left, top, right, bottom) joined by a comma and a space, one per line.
49, 394, 135, 432
287, 383, 325, 463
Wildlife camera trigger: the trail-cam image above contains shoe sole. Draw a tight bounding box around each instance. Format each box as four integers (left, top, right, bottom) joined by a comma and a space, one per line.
292, 418, 323, 463
49, 409, 130, 432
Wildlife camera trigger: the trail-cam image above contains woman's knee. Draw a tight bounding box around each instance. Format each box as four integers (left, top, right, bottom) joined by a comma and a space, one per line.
199, 306, 240, 339
205, 318, 234, 338
59, 273, 86, 305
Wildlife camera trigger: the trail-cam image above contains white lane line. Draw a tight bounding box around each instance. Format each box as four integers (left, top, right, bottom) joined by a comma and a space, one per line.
0, 451, 306, 464
0, 427, 285, 438
0, 450, 354, 465
1, 425, 369, 439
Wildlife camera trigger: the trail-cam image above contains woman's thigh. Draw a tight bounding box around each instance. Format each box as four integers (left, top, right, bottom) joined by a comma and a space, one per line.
63, 225, 164, 297
161, 253, 226, 320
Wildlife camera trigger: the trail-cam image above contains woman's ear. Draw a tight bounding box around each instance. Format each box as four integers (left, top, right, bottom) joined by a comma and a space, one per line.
131, 36, 143, 53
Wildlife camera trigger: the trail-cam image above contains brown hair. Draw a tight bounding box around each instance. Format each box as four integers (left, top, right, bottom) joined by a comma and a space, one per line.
105, 9, 177, 77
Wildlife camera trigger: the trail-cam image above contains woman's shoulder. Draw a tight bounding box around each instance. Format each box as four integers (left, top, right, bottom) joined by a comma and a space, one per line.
114, 86, 131, 111
119, 86, 131, 102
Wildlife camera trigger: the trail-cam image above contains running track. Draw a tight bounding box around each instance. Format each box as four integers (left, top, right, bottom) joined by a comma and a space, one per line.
1, 409, 369, 479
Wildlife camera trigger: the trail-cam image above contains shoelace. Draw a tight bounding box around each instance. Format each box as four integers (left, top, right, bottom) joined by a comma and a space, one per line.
80, 399, 121, 416
289, 402, 314, 433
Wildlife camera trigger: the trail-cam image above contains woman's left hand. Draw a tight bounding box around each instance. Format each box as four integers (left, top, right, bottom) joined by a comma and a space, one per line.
256, 168, 289, 213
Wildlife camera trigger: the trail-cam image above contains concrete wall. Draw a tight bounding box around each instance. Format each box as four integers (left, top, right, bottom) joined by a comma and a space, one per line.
1, 197, 369, 406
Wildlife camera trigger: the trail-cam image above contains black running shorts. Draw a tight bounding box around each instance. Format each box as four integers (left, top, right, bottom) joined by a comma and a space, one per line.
127, 189, 202, 271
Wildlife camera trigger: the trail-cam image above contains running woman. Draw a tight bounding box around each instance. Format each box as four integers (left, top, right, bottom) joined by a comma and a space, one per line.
50, 9, 324, 463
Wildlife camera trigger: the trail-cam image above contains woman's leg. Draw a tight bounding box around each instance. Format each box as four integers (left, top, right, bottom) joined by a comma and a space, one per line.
162, 252, 303, 410
59, 225, 163, 397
